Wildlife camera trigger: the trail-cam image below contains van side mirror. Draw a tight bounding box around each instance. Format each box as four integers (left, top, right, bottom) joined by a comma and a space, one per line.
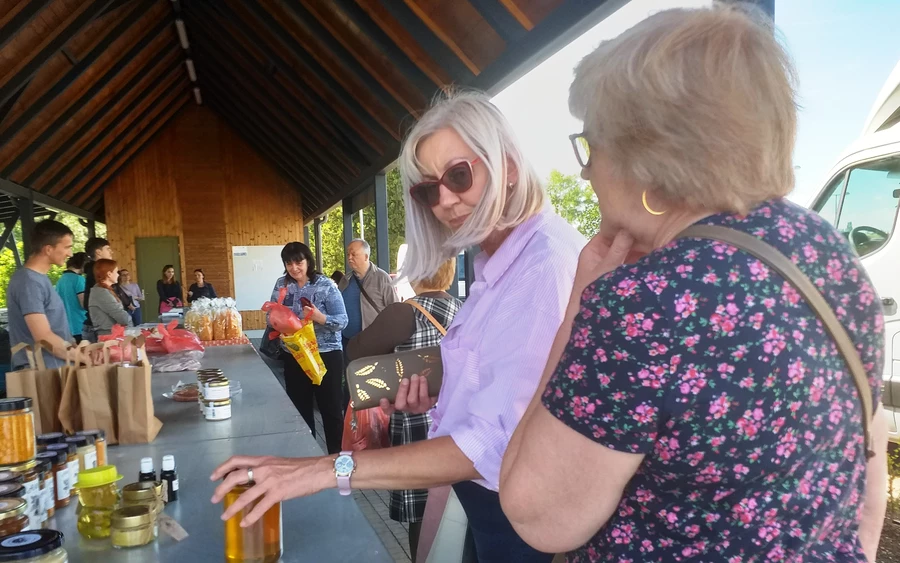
893, 188, 900, 199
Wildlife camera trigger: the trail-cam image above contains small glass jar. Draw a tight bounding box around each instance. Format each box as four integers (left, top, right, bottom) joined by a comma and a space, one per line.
2, 460, 43, 531
35, 451, 70, 509
35, 459, 55, 521
75, 430, 106, 467
73, 465, 122, 540
44, 444, 77, 500
203, 398, 232, 421
35, 433, 65, 448
0, 497, 28, 536
0, 398, 36, 466
121, 482, 163, 536
0, 483, 25, 500
110, 505, 156, 549
0, 529, 67, 562
64, 436, 97, 473
203, 377, 231, 401
224, 484, 282, 563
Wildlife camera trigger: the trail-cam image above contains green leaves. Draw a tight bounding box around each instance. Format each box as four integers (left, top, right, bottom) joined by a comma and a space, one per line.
545, 169, 601, 239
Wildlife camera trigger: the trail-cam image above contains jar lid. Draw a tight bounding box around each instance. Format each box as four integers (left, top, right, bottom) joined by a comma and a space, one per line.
111, 505, 152, 528
35, 451, 66, 466
45, 443, 76, 455
35, 432, 65, 446
0, 471, 23, 485
205, 379, 229, 387
197, 368, 223, 373
122, 481, 158, 500
77, 429, 105, 441
0, 484, 24, 498
74, 465, 123, 489
0, 530, 64, 560
0, 398, 31, 413
0, 498, 26, 521
202, 398, 232, 406
63, 436, 88, 447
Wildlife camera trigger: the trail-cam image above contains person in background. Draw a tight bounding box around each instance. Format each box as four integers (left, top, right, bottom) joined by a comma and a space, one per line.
330, 270, 344, 285
498, 6, 887, 562
211, 92, 584, 563
117, 269, 144, 326
338, 239, 398, 407
157, 264, 183, 313
7, 220, 74, 369
346, 258, 462, 561
82, 236, 113, 342
187, 269, 217, 303
55, 251, 87, 344
89, 259, 133, 336
267, 242, 348, 454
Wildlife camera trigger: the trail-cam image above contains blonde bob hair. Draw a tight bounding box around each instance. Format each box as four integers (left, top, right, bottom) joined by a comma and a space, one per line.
412, 257, 457, 293
398, 91, 544, 283
569, 4, 797, 214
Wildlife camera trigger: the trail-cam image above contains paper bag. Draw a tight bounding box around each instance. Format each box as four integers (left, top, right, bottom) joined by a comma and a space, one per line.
5, 342, 63, 435
116, 337, 162, 444
76, 342, 119, 445
58, 341, 89, 434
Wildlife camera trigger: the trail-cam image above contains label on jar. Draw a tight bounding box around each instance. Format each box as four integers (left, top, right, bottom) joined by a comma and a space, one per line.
204, 402, 232, 420
68, 458, 80, 482
84, 450, 98, 470
57, 466, 72, 500
41, 477, 53, 515
172, 479, 179, 491
22, 478, 40, 531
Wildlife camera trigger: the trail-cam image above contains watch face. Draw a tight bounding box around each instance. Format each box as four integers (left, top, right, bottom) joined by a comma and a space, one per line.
334, 455, 354, 476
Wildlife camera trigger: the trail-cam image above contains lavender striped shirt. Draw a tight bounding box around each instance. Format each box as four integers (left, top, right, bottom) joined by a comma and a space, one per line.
429, 207, 586, 490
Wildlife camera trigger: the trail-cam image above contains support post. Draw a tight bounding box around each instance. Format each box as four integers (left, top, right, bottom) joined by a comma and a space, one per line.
464, 246, 479, 299
342, 199, 353, 272
373, 173, 390, 273
87, 220, 96, 239
15, 197, 34, 258
0, 215, 18, 251
358, 210, 364, 240
303, 225, 310, 245
314, 217, 324, 274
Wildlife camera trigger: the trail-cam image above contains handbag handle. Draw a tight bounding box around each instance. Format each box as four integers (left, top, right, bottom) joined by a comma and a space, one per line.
407, 300, 447, 336
679, 224, 875, 459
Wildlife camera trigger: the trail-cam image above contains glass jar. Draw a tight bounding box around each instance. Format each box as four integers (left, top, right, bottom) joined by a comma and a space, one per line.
110, 505, 155, 549
0, 398, 36, 466
44, 444, 77, 500
35, 459, 54, 521
35, 452, 69, 510
75, 431, 106, 467
121, 482, 163, 536
2, 460, 43, 531
0, 529, 67, 562
63, 437, 97, 473
0, 498, 28, 536
203, 398, 232, 421
224, 484, 282, 563
203, 377, 231, 401
73, 465, 122, 540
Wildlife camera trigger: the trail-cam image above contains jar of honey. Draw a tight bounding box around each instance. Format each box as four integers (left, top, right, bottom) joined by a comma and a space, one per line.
35, 458, 55, 521
2, 460, 43, 531
75, 430, 107, 467
203, 398, 232, 421
0, 398, 36, 466
224, 484, 282, 563
63, 436, 97, 473
36, 451, 70, 509
73, 465, 122, 539
110, 505, 156, 549
44, 444, 77, 500
0, 529, 67, 562
0, 498, 28, 536
203, 377, 231, 401
121, 481, 163, 536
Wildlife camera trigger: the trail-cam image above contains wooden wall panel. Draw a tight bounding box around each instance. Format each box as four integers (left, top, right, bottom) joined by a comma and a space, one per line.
104, 105, 303, 331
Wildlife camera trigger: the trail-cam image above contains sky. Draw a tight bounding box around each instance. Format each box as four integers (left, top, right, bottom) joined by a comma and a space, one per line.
492, 0, 900, 207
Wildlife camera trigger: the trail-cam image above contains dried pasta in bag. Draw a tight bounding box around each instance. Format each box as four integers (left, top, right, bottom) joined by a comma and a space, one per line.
224, 298, 243, 340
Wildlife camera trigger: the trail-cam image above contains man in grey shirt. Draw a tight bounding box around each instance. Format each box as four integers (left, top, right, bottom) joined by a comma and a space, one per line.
7, 220, 75, 369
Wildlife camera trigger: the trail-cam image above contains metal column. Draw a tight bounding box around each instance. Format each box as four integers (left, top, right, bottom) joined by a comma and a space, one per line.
15, 197, 34, 258
342, 199, 353, 272
303, 225, 310, 246
373, 173, 390, 273
87, 220, 96, 239
313, 217, 324, 273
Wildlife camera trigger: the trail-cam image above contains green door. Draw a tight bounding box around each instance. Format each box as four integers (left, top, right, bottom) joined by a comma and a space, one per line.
135, 237, 181, 321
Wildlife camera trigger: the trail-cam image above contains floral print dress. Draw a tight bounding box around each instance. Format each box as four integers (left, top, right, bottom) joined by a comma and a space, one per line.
543, 199, 884, 562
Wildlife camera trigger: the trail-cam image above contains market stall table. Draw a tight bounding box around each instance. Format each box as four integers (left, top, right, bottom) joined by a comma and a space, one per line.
47, 346, 392, 563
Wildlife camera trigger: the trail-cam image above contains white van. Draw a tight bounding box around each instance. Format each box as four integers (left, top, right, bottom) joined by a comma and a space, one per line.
808, 60, 900, 440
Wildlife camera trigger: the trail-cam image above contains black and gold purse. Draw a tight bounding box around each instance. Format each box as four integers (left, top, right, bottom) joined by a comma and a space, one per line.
346, 346, 443, 410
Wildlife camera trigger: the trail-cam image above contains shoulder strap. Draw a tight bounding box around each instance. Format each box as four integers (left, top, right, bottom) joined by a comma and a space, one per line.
355, 275, 381, 312
679, 224, 875, 459
407, 300, 447, 336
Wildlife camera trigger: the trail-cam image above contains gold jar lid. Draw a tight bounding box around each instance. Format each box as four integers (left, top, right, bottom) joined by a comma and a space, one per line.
112, 505, 153, 528
197, 369, 223, 375
0, 498, 26, 521
1, 459, 40, 476
122, 481, 159, 501
205, 379, 229, 388
202, 398, 232, 406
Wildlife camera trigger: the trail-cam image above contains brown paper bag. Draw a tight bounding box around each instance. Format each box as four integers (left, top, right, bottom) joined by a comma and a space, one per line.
58, 341, 89, 434
5, 342, 63, 435
117, 337, 162, 444
76, 342, 119, 445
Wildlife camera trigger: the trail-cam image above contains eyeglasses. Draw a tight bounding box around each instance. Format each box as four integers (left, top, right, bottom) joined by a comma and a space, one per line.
569, 132, 591, 168
409, 157, 481, 207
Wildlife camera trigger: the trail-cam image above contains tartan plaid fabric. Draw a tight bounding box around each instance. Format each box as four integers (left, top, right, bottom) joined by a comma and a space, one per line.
389, 296, 461, 523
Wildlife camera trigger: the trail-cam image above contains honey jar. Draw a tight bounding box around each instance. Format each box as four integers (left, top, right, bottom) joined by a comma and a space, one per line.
35, 458, 55, 520
73, 465, 123, 540
0, 529, 67, 562
202, 377, 231, 401
2, 460, 43, 531
110, 505, 156, 549
36, 451, 70, 509
0, 498, 28, 536
0, 470, 24, 487
121, 481, 163, 536
44, 444, 77, 500
75, 430, 107, 467
0, 398, 36, 466
35, 433, 65, 448
224, 484, 282, 563
63, 436, 97, 473
203, 398, 232, 421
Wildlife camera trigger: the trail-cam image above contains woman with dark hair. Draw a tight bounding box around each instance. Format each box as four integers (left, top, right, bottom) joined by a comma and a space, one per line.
156, 264, 183, 313
268, 242, 348, 453
330, 270, 344, 285
187, 269, 217, 303
89, 259, 133, 336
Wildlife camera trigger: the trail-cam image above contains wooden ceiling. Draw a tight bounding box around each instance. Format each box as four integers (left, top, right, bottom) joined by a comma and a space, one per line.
0, 0, 623, 221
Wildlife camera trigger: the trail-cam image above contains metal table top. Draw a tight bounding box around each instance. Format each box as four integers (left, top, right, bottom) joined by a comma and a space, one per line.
49, 346, 391, 563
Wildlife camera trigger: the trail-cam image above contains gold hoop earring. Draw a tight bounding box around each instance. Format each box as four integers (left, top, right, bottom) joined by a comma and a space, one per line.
642, 191, 666, 216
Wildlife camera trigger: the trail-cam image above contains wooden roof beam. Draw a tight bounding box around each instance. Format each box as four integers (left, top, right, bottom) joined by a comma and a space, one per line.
0, 0, 54, 51
401, 0, 480, 75
0, 177, 95, 220
469, 0, 530, 41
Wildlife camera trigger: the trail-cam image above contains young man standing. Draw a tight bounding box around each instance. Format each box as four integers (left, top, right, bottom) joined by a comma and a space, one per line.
7, 220, 74, 369
82, 237, 129, 342
55, 252, 87, 343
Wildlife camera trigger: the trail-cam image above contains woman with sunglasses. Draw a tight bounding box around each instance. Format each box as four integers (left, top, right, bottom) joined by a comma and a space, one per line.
210, 92, 585, 562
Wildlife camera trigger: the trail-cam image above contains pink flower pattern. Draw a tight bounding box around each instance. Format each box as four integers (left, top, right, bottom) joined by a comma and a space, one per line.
543, 200, 883, 562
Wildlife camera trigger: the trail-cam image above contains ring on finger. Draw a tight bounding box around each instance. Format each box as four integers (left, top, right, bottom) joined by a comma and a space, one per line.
247, 468, 254, 484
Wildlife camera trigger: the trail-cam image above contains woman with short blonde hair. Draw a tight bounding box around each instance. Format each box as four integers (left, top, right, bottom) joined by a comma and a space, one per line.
500, 6, 886, 562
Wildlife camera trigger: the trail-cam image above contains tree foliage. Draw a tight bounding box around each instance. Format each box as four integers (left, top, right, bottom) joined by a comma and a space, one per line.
545, 169, 601, 239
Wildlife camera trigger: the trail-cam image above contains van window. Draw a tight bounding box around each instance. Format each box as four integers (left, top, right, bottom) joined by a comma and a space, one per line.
820, 156, 900, 257
814, 172, 846, 226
